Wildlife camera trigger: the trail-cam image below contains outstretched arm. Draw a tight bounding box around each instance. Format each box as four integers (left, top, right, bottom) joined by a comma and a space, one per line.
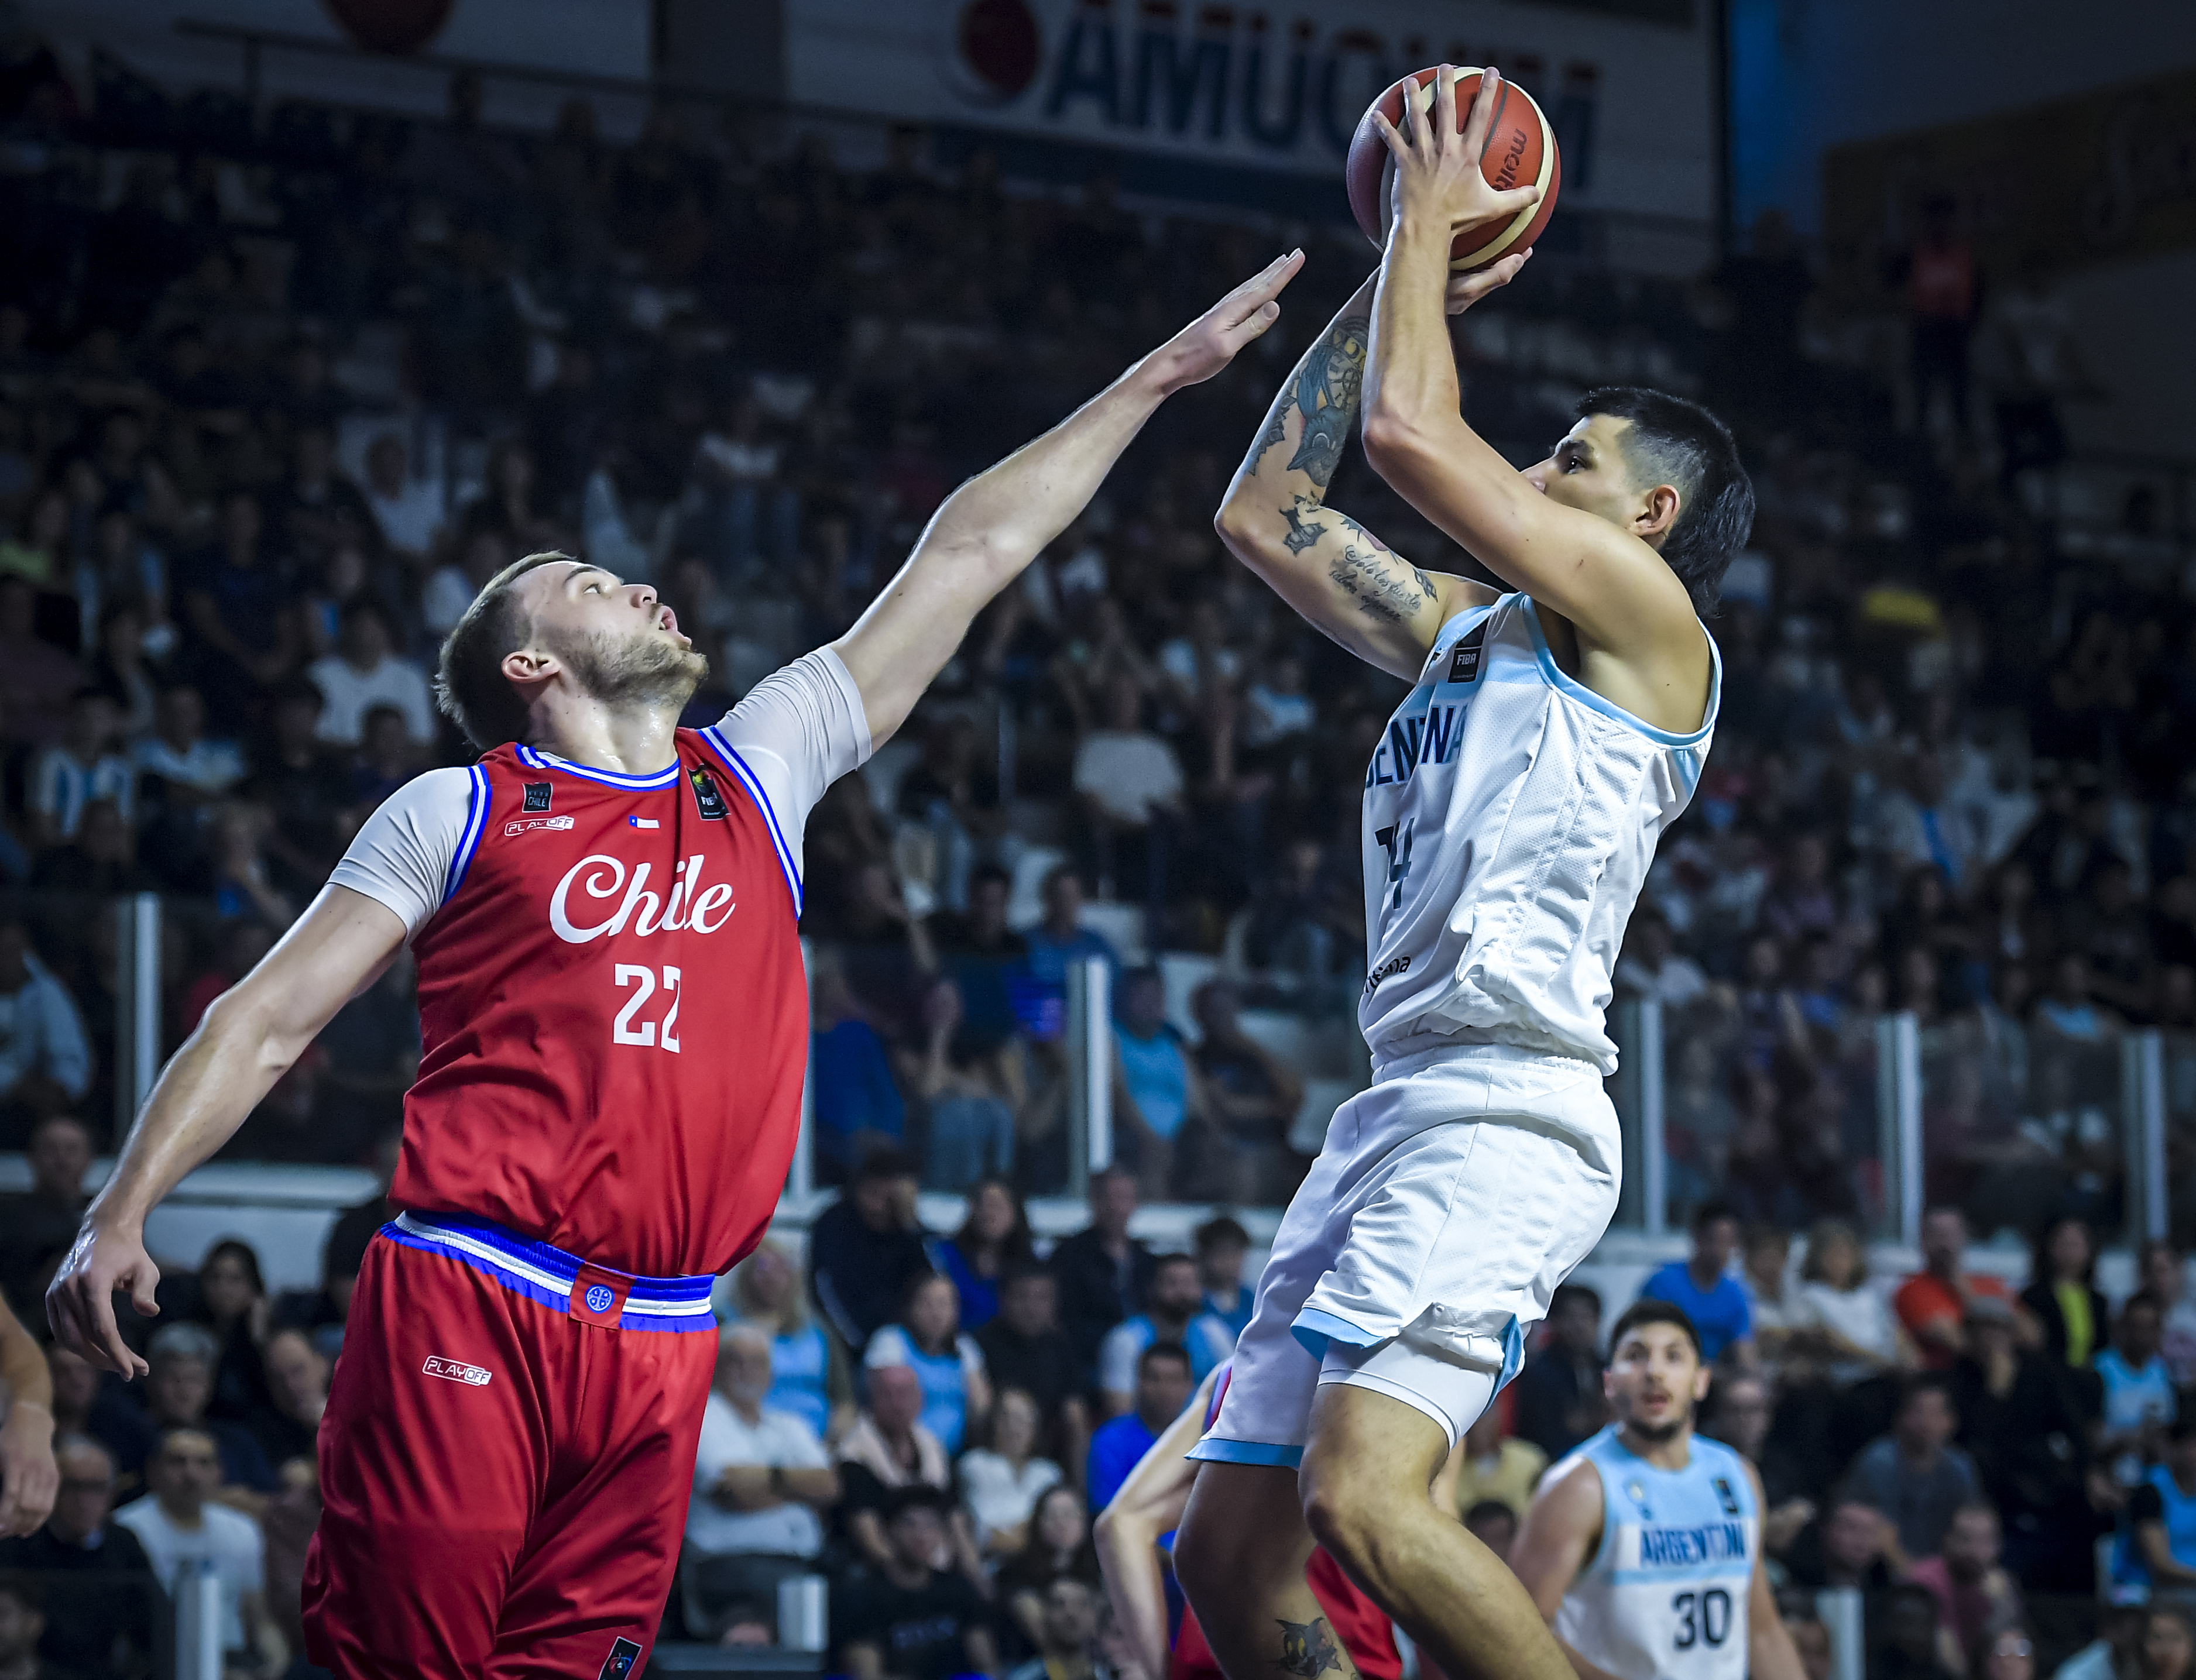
1214, 265, 1519, 682
1360, 69, 1700, 664
0, 1289, 56, 1535
47, 886, 408, 1376
835, 252, 1305, 746
1095, 1366, 1220, 1680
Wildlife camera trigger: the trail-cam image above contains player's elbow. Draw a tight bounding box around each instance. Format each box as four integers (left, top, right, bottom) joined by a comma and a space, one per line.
1213, 500, 1273, 568
1360, 410, 1430, 482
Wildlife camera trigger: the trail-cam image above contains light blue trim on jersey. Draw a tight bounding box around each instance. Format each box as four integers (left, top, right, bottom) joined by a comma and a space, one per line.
441, 764, 491, 903
1576, 1424, 1758, 1579
513, 743, 682, 790
1185, 1436, 1304, 1468
1290, 1306, 1384, 1362
1497, 1314, 1528, 1392
1518, 596, 1722, 747
382, 1212, 718, 1333
697, 725, 803, 915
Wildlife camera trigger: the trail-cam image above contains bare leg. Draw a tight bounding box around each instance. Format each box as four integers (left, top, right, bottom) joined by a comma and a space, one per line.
1176, 1462, 1360, 1680
1299, 1384, 1573, 1680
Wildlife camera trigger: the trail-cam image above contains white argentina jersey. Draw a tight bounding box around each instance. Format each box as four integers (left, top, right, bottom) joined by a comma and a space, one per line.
1553, 1427, 1758, 1680
1358, 593, 1717, 1074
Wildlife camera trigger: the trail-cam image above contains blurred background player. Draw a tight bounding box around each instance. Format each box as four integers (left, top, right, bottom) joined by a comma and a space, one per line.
46, 255, 1305, 1678
1176, 68, 1754, 1680
1508, 1301, 1802, 1679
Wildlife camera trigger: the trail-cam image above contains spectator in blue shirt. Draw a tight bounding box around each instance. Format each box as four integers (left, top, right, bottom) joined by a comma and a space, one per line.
1086, 1344, 1195, 1513
809, 962, 904, 1176
1015, 867, 1122, 1038
1639, 1201, 1756, 1366
2098, 1290, 2178, 1484
1096, 1253, 1232, 1416
1112, 968, 1198, 1195
1195, 1215, 1253, 1339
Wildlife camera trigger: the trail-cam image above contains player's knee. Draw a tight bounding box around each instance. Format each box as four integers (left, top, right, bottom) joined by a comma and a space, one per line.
1298, 1460, 1387, 1581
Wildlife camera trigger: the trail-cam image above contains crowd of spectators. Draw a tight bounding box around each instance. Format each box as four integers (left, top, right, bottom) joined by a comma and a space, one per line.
0, 18, 2189, 1680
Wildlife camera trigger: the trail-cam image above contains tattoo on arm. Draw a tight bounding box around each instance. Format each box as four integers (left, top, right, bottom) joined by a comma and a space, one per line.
1282, 314, 1370, 490
1275, 1617, 1343, 1678
1328, 534, 1436, 626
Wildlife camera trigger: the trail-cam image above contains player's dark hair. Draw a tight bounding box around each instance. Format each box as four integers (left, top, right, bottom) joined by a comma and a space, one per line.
1607, 1298, 1703, 1364
1137, 1341, 1193, 1376
1195, 1215, 1250, 1254
434, 548, 573, 753
1552, 1282, 1601, 1318
1576, 387, 1753, 619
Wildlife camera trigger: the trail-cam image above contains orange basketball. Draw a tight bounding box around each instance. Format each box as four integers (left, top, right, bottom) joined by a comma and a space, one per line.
1345, 67, 1560, 273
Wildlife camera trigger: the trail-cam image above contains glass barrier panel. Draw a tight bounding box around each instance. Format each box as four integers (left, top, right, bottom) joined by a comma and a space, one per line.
2166, 1030, 2196, 1246
1922, 1008, 2126, 1246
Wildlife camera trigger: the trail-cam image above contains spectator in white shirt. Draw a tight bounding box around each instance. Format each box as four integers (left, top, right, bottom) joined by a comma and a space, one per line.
0, 919, 92, 1129
30, 688, 133, 847
684, 1327, 840, 1641
1071, 672, 1183, 902
115, 1426, 283, 1671
361, 431, 446, 565
306, 604, 437, 747
957, 1387, 1062, 1557
1611, 905, 1710, 1012
421, 529, 509, 641
1243, 651, 1316, 752
132, 683, 245, 808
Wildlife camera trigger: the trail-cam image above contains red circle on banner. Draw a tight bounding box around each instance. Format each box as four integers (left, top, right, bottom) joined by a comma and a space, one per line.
957, 0, 1042, 102
321, 0, 456, 57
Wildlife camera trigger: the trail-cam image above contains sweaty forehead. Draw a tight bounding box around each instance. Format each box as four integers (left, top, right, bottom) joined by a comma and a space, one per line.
519, 559, 614, 607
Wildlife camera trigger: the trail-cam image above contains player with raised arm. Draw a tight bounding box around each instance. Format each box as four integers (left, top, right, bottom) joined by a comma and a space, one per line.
44, 253, 1302, 1679
1173, 68, 1754, 1680
1508, 1302, 1802, 1680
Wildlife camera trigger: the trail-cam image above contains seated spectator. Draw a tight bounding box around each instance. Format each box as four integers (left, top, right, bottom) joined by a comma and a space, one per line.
361, 430, 446, 564
0, 921, 92, 1144
1111, 968, 1199, 1197
2098, 1290, 2177, 1483
188, 1238, 273, 1420
0, 1434, 160, 1679
2125, 1413, 2196, 1597
1842, 1376, 1983, 1567
1791, 1217, 1910, 1384
1052, 1167, 1155, 1375
809, 965, 907, 1178
2057, 1604, 2147, 1680
1189, 980, 1305, 1207
1701, 1372, 1814, 1554
974, 1265, 1090, 1471
1020, 868, 1123, 1037
1193, 1215, 1252, 1338
1462, 1499, 1519, 1565
831, 1489, 996, 1680
2143, 1240, 2196, 1387
1513, 1284, 1608, 1461
835, 1366, 980, 1583
140, 1323, 278, 1505
1740, 1223, 1797, 1365
44, 1344, 156, 1498
958, 1388, 1063, 1558
1872, 1579, 1964, 1679
244, 1329, 327, 1475
1440, 1401, 1546, 1526
1096, 1253, 1228, 1417
863, 1272, 993, 1456
808, 1149, 931, 1351
1071, 673, 1183, 902
115, 1427, 283, 1672
1895, 1206, 2024, 1370
29, 688, 132, 848
1785, 1496, 1900, 1597
0, 575, 81, 747
1907, 1503, 2023, 1674
132, 682, 243, 810
725, 1240, 855, 1444
1638, 1202, 1755, 1366
306, 603, 436, 748
0, 1576, 68, 1680
2020, 1216, 2109, 1372
684, 1327, 839, 1643
0, 1114, 92, 1308
902, 977, 1019, 1191
28, 796, 152, 898
1002, 1576, 1104, 1680
995, 1485, 1103, 1650
246, 678, 352, 898
934, 1177, 1033, 1332
1950, 1295, 2094, 1590
931, 864, 1028, 1047
1612, 903, 1710, 1010
1086, 1344, 1193, 1513
2139, 1607, 2196, 1680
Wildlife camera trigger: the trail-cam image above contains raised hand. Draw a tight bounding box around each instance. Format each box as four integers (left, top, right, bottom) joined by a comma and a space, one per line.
1371, 67, 1543, 245
1154, 249, 1307, 391
1444, 248, 1532, 315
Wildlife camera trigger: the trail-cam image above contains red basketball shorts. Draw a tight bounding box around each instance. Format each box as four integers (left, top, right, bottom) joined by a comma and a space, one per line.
301, 1214, 719, 1679
1169, 1551, 1401, 1680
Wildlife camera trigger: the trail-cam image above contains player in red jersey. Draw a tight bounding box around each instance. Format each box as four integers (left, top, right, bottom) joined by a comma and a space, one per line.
46, 251, 1304, 1679
1097, 1364, 1401, 1680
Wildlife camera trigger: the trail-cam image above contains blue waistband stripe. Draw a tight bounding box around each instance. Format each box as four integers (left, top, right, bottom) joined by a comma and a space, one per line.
382, 1212, 718, 1333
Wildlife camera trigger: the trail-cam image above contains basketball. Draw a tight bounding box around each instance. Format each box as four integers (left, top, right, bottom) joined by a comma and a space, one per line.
1344, 67, 1561, 272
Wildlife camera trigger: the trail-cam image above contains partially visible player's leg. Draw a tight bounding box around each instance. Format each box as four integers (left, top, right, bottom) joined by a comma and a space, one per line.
1176, 1464, 1356, 1680
1300, 1384, 1569, 1680
303, 1239, 546, 1678
485, 1314, 718, 1678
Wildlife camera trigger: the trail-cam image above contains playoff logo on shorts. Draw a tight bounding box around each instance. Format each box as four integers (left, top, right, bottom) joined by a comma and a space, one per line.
421, 1355, 493, 1387
598, 1637, 643, 1680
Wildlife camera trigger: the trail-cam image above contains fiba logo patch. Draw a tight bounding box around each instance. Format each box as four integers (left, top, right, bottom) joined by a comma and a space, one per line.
585, 1284, 615, 1315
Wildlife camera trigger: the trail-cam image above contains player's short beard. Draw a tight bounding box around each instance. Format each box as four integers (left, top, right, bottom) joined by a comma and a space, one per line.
1622, 1398, 1693, 1447
548, 624, 708, 714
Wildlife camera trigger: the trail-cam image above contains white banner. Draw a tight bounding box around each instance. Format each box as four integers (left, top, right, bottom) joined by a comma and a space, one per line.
784, 0, 1715, 221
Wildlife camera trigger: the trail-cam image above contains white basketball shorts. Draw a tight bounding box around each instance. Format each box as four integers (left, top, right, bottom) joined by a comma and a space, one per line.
1189, 1039, 1620, 1463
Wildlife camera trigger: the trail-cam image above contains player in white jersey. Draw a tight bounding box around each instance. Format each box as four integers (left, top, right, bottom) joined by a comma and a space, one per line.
1174, 68, 1756, 1680
1511, 1302, 1800, 1679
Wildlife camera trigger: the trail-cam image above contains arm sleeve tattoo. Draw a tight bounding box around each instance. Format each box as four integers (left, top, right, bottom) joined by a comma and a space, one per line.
1249, 313, 1370, 493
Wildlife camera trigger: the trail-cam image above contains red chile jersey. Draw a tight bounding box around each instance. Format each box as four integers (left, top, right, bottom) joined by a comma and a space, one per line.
328, 650, 870, 1277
